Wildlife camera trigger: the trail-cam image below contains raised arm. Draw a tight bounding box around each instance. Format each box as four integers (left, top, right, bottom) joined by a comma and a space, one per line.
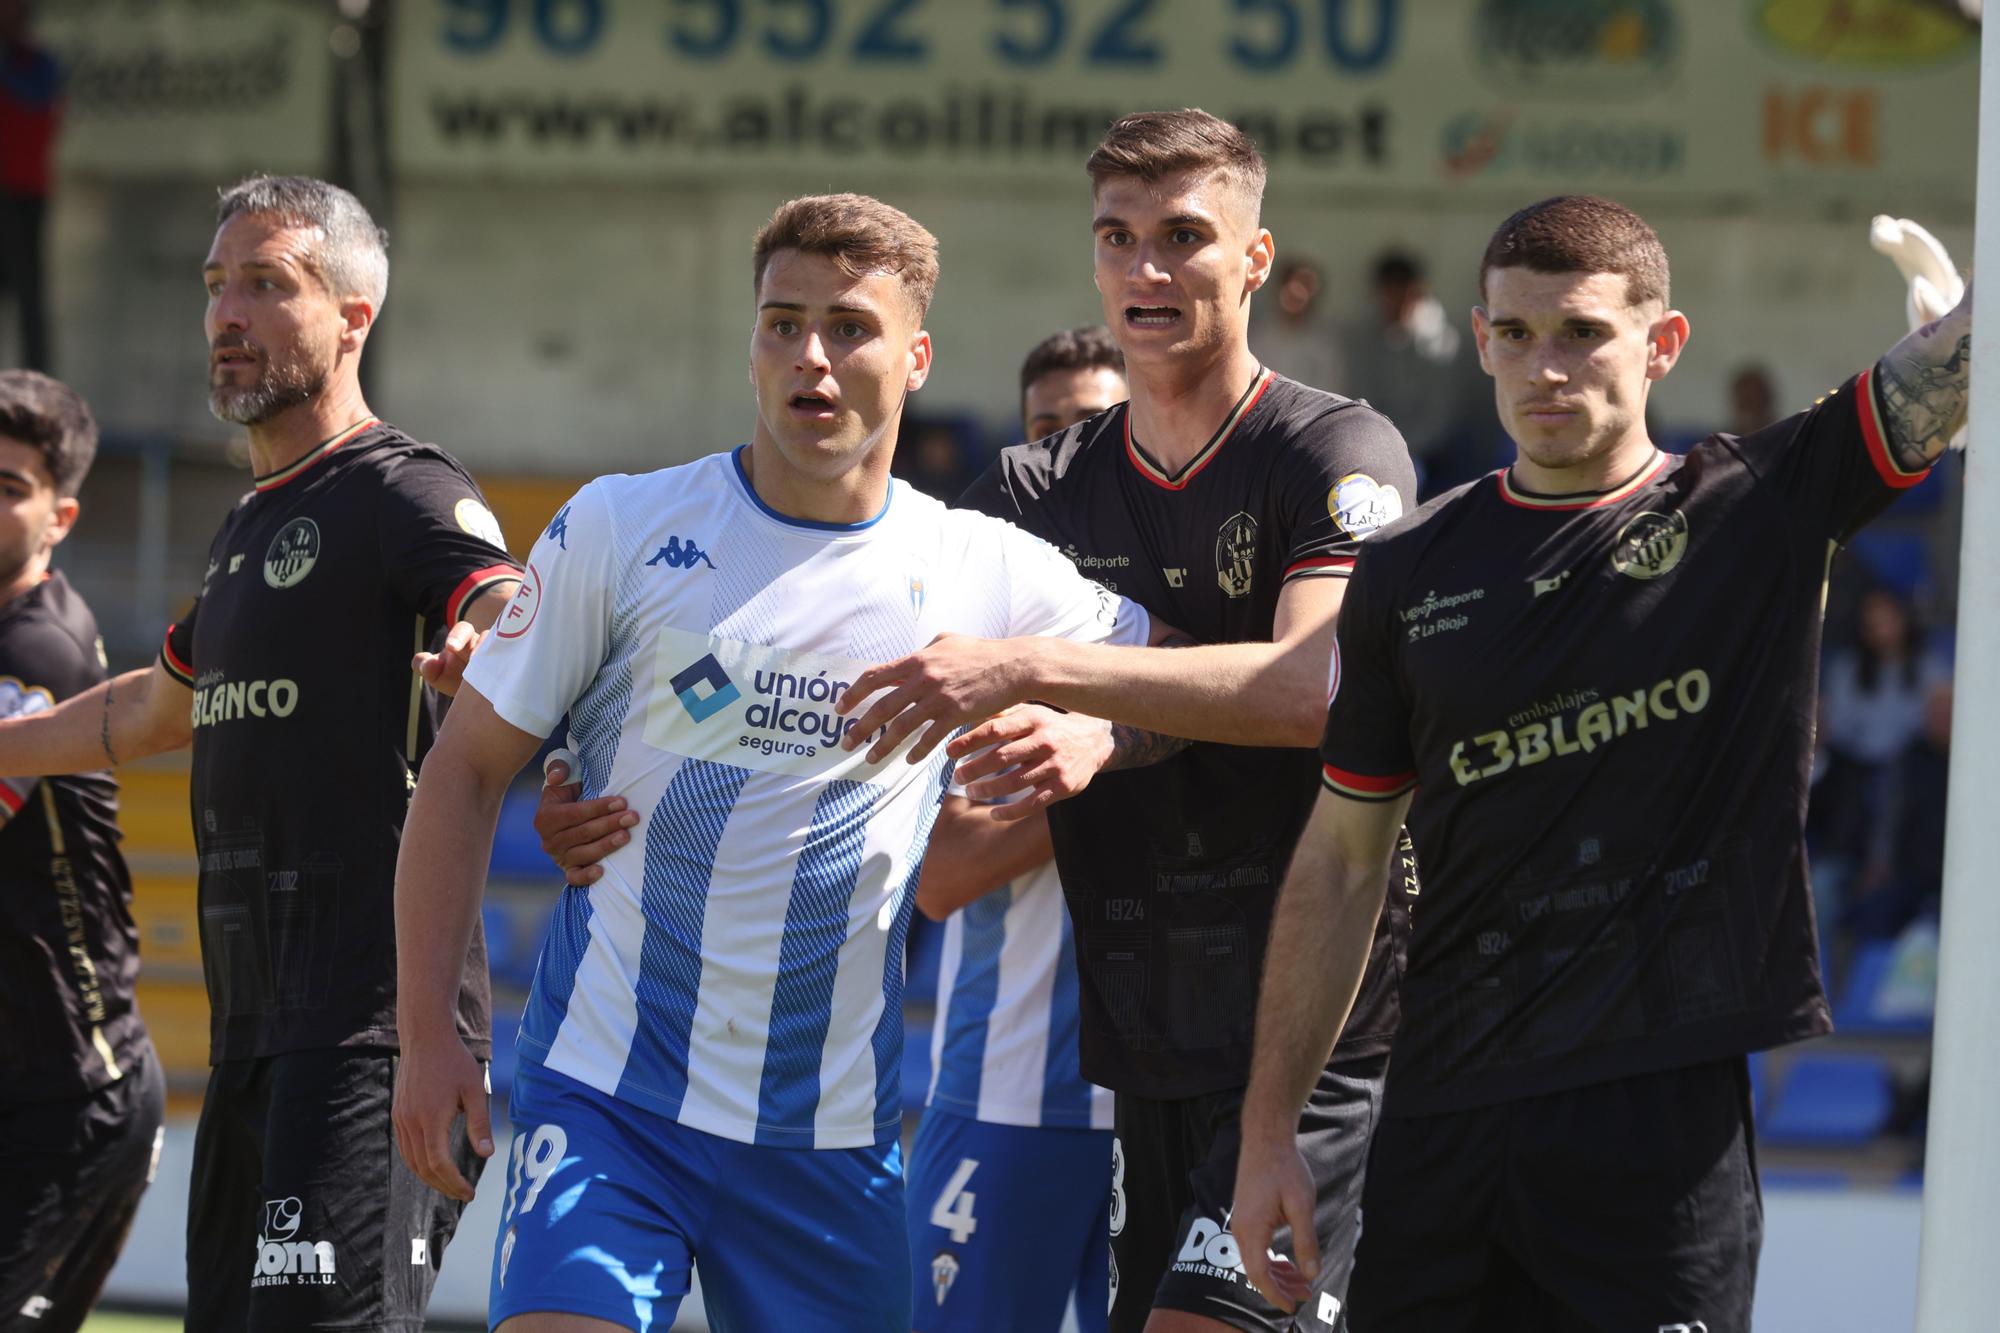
391, 683, 544, 1201
1229, 783, 1413, 1312
1875, 279, 1970, 472
839, 577, 1345, 761
0, 659, 191, 779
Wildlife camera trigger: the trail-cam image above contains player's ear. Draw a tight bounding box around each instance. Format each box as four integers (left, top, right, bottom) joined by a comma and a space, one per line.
338, 296, 376, 354
1470, 306, 1495, 375
906, 329, 933, 393
1244, 229, 1275, 296
43, 496, 79, 552
1645, 308, 1691, 383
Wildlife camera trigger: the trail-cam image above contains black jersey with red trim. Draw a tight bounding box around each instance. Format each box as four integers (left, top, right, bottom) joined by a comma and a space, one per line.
0, 572, 147, 1100
962, 371, 1419, 1099
159, 422, 520, 1063
1321, 370, 1922, 1117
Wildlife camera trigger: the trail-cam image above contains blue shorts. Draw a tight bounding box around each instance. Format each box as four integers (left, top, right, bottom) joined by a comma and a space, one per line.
489, 1060, 908, 1333
906, 1106, 1112, 1333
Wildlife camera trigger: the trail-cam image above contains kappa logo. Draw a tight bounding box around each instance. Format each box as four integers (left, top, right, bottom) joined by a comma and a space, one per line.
1611, 510, 1688, 580
545, 503, 570, 550
930, 1252, 960, 1306
671, 654, 741, 723
263, 518, 321, 589
647, 535, 716, 570
1215, 511, 1259, 599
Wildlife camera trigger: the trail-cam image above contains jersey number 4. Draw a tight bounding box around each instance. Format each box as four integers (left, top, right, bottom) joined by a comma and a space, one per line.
930, 1157, 980, 1245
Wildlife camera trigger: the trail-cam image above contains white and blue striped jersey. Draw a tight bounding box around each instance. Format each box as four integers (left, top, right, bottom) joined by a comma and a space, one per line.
464, 449, 1148, 1151
928, 860, 1113, 1130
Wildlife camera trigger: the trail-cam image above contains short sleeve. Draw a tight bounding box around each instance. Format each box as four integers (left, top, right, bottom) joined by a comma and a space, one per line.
160, 598, 198, 688
375, 450, 523, 625
1278, 405, 1419, 585
995, 518, 1149, 647
461, 482, 614, 740
1318, 547, 1417, 802
1733, 369, 1933, 544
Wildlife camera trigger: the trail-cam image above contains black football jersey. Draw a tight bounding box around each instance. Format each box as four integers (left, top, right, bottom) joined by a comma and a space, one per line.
0, 571, 147, 1100
962, 371, 1419, 1099
160, 420, 520, 1063
1322, 370, 1923, 1116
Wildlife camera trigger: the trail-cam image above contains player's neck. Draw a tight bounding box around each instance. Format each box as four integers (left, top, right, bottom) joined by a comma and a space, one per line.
1124, 342, 1264, 473
0, 555, 50, 609
244, 380, 374, 480
1508, 433, 1660, 497
740, 439, 891, 527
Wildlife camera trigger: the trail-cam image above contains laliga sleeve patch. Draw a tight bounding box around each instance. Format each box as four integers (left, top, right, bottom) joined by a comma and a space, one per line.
1329, 473, 1403, 539
455, 497, 508, 550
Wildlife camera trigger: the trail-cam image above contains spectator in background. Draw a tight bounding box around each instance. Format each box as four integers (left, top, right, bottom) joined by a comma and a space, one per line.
1728, 363, 1780, 437
1811, 587, 1951, 932
0, 0, 58, 371
1843, 679, 1951, 943
1340, 249, 1488, 497
894, 416, 979, 500
1249, 255, 1343, 392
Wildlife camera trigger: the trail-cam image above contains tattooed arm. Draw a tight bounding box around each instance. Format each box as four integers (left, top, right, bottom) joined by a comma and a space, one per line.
1876, 280, 1971, 470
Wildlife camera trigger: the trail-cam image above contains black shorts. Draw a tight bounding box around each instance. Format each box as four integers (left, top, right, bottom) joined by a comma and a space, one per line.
1349, 1057, 1762, 1333
1111, 1053, 1387, 1333
0, 1041, 165, 1333
186, 1048, 486, 1333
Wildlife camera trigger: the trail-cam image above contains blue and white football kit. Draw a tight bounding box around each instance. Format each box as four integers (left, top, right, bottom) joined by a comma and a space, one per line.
910, 861, 1114, 1331
463, 449, 1148, 1333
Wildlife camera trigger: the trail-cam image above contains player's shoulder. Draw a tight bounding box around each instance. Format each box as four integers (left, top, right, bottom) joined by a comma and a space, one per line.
1259, 373, 1403, 443
346, 423, 480, 487
1353, 473, 1497, 579
993, 406, 1125, 494
0, 577, 102, 691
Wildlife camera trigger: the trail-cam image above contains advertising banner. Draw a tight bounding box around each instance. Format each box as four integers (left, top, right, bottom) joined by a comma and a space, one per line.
38, 0, 334, 178
390, 0, 1977, 214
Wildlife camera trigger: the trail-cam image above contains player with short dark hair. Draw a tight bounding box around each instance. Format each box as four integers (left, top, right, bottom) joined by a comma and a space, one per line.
902, 328, 1130, 1333
0, 175, 520, 1332
831, 109, 1417, 1333
0, 369, 163, 1333
392, 192, 1158, 1333
1229, 195, 1972, 1331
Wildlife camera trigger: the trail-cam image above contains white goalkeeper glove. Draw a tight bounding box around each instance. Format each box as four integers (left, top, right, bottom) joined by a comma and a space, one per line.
1870, 215, 1965, 332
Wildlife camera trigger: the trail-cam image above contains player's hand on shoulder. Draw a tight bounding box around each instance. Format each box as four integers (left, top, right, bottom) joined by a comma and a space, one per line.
412, 620, 482, 697
837, 633, 1034, 765
391, 1030, 493, 1203
1229, 1131, 1322, 1314
948, 704, 1113, 816
534, 747, 636, 886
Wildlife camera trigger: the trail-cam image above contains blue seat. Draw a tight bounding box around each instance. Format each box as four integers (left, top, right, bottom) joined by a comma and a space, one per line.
482, 903, 519, 988
1846, 530, 1932, 598
1834, 939, 1932, 1036
1760, 1056, 1894, 1147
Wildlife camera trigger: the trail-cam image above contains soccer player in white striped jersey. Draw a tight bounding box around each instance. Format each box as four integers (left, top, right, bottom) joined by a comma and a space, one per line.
907, 327, 1128, 1333
389, 195, 1154, 1333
